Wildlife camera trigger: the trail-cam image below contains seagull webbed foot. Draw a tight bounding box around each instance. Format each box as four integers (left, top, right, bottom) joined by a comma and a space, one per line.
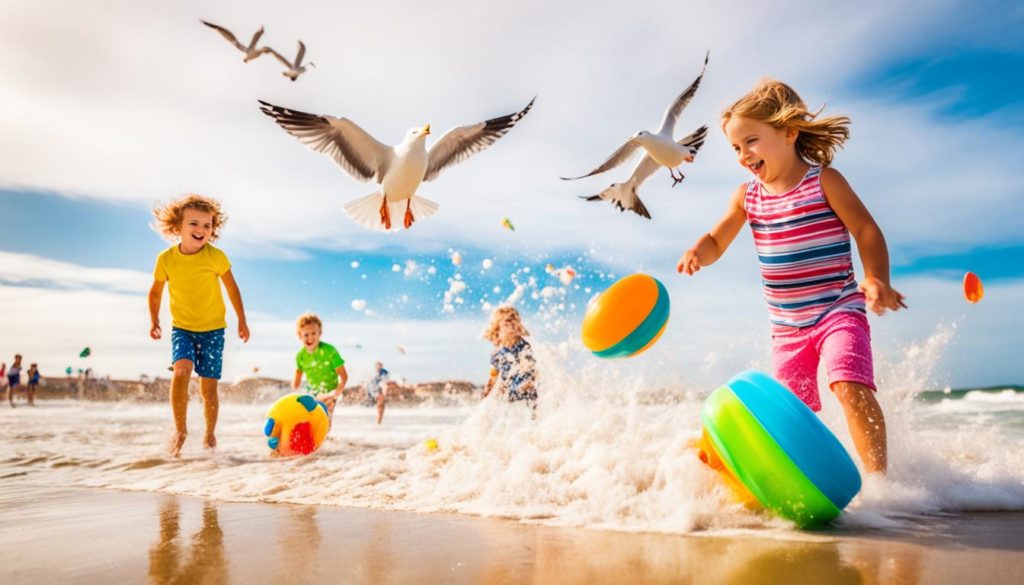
403, 199, 415, 229
379, 197, 392, 230
669, 168, 685, 188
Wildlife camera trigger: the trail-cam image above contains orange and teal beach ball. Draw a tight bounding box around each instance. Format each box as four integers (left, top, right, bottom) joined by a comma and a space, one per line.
581, 273, 670, 358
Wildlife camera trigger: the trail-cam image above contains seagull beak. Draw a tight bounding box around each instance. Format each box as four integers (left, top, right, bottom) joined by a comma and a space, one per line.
422, 124, 431, 135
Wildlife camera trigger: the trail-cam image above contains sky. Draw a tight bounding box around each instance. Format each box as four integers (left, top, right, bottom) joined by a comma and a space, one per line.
1, 0, 1022, 389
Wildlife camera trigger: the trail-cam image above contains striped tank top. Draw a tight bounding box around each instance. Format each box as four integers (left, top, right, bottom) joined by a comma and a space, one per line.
744, 166, 866, 327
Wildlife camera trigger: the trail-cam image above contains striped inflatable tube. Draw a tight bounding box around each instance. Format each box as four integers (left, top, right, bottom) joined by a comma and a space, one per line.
700, 370, 862, 528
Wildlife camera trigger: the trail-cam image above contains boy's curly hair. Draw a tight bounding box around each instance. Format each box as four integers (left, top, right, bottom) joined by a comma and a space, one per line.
296, 312, 323, 333
483, 305, 530, 344
722, 78, 850, 167
152, 194, 227, 241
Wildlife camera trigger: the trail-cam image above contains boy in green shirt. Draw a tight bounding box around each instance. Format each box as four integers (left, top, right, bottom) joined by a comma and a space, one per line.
292, 313, 348, 415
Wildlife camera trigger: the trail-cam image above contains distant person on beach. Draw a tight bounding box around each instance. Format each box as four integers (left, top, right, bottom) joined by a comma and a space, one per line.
149, 194, 250, 457
6, 355, 22, 408
1, 362, 8, 407
292, 313, 348, 416
482, 306, 537, 405
25, 363, 40, 406
365, 361, 394, 424
677, 79, 906, 474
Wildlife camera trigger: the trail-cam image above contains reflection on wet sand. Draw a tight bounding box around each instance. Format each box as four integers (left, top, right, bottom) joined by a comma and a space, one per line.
271, 506, 322, 582
148, 497, 227, 584
5, 486, 1015, 584
473, 525, 924, 585
132, 492, 953, 585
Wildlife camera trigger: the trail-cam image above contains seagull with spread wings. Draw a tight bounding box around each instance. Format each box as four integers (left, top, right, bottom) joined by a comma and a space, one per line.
562, 52, 709, 188
580, 125, 708, 218
268, 41, 315, 81
258, 98, 535, 231
200, 20, 273, 63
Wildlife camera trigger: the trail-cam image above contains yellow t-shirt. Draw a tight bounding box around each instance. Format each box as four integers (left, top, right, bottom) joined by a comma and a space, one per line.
153, 244, 231, 332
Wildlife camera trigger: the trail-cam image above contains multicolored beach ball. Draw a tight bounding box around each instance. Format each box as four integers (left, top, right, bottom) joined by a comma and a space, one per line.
263, 393, 330, 456
700, 370, 862, 528
581, 273, 670, 358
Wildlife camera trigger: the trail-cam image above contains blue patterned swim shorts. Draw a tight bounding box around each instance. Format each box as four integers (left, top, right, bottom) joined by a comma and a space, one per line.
171, 327, 226, 379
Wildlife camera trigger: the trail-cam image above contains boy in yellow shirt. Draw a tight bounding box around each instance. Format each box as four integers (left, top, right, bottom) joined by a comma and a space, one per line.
148, 194, 250, 457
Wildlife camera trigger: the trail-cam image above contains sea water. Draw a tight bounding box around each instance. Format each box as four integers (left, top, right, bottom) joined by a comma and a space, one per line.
1, 330, 1022, 536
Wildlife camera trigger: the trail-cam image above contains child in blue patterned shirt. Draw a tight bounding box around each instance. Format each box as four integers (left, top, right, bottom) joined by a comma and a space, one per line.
482, 306, 537, 404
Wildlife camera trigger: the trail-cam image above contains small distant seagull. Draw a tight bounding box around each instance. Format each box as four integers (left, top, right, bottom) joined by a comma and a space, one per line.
258, 98, 535, 231
269, 41, 315, 82
581, 125, 707, 218
562, 52, 709, 188
200, 20, 273, 63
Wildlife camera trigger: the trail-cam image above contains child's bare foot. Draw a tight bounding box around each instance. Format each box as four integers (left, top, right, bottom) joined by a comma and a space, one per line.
169, 432, 187, 458
203, 434, 217, 450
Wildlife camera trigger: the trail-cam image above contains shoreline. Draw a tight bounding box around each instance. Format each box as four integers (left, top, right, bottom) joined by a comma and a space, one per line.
14, 377, 1023, 406
2, 483, 1022, 584
13, 376, 479, 404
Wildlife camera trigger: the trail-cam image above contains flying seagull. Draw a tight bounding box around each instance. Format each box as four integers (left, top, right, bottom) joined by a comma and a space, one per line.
581, 125, 707, 218
200, 20, 273, 63
258, 98, 535, 231
562, 52, 709, 188
269, 41, 315, 82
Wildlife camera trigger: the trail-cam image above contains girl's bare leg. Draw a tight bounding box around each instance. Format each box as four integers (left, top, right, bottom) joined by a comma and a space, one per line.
831, 381, 887, 474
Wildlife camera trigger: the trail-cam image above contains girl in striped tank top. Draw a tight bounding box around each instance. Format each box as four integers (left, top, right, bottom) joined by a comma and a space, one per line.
677, 80, 906, 474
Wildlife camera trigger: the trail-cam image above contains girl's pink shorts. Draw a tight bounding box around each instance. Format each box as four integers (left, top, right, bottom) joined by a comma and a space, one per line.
770, 309, 876, 412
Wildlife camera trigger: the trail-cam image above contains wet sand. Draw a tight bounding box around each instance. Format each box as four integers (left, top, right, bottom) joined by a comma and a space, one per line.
1, 484, 1022, 584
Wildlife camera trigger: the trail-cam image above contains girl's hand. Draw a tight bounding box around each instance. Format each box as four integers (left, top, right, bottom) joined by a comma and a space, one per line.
676, 248, 702, 275
859, 277, 908, 315
238, 321, 250, 342
150, 323, 162, 340
321, 394, 337, 409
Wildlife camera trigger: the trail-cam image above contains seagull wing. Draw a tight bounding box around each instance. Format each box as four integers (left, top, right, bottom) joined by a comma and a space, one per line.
258, 100, 391, 182
657, 51, 709, 135
266, 48, 292, 68
248, 26, 265, 50
423, 97, 535, 182
580, 182, 651, 219
295, 41, 306, 66
627, 153, 663, 188
560, 140, 642, 181
201, 20, 246, 52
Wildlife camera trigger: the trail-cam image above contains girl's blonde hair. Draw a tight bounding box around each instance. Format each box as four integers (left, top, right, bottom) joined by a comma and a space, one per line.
152, 194, 227, 241
296, 312, 323, 333
483, 306, 530, 344
722, 78, 850, 166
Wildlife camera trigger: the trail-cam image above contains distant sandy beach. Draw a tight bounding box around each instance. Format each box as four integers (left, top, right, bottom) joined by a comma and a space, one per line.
2, 483, 1022, 584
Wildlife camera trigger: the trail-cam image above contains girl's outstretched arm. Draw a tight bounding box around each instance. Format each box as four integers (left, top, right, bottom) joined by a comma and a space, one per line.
820, 168, 907, 315
677, 184, 748, 275
220, 269, 250, 341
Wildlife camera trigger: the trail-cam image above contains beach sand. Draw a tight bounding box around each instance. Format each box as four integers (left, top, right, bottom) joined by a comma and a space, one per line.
2, 484, 1022, 584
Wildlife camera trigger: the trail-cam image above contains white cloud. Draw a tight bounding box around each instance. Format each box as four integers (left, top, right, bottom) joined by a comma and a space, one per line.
3, 0, 1018, 262
0, 251, 151, 293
